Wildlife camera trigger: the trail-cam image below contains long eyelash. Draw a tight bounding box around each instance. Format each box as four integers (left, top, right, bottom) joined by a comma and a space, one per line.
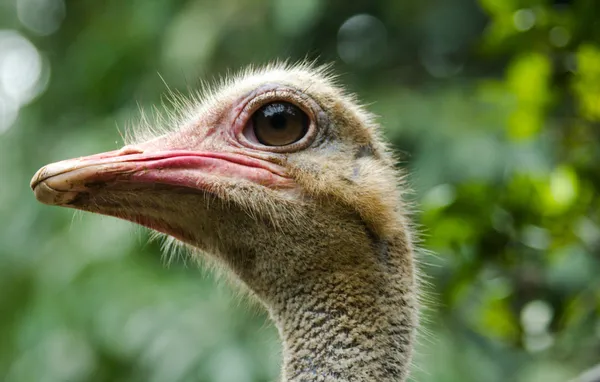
123, 60, 340, 146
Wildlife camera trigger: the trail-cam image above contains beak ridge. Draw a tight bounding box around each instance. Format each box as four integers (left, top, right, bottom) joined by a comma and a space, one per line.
30, 147, 144, 205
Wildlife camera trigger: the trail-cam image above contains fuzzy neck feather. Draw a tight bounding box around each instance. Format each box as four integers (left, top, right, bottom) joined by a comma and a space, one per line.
262, 232, 417, 382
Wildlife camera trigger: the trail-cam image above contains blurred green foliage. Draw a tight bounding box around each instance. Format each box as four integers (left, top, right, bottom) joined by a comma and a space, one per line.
0, 0, 599, 381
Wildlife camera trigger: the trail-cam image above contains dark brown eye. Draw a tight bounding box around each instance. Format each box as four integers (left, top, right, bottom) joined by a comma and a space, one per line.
252, 102, 309, 146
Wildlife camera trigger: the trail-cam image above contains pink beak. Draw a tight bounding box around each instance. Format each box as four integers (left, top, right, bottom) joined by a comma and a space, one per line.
31, 145, 293, 207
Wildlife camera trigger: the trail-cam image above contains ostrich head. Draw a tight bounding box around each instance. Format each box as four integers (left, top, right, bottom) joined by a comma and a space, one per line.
31, 63, 418, 381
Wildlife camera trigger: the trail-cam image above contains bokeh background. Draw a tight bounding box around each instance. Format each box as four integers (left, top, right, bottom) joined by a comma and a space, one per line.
1, 0, 599, 381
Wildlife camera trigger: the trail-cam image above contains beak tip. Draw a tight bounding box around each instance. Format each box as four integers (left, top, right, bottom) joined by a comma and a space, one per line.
32, 180, 79, 206
30, 166, 47, 191
30, 162, 81, 206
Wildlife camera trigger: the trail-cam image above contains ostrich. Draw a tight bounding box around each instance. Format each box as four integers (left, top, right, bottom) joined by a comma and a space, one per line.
31, 64, 419, 382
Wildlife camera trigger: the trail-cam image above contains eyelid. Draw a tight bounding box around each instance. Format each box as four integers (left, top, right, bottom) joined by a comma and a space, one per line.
234, 86, 320, 153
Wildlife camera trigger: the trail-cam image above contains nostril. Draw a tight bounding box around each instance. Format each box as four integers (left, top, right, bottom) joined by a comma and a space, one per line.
118, 146, 145, 156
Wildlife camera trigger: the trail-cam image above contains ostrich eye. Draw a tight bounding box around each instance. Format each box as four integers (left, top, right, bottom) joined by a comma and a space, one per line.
252, 102, 309, 146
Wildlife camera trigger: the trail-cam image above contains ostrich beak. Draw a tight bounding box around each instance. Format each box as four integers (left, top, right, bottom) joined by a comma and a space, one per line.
31, 145, 292, 207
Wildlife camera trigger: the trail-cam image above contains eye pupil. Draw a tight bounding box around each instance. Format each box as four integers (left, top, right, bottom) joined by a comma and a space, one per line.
252, 102, 309, 147
271, 114, 287, 130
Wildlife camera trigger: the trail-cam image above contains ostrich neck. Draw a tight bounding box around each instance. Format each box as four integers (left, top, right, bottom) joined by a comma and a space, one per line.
266, 241, 417, 382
